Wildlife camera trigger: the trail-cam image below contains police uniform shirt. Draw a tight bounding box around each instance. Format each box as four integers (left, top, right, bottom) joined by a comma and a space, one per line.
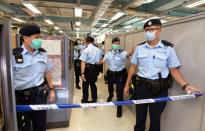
131, 40, 181, 80
13, 45, 52, 90
79, 44, 87, 54
79, 44, 101, 64
74, 45, 80, 60
103, 50, 128, 72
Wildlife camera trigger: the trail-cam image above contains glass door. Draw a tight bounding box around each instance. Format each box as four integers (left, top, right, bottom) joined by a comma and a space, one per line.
0, 18, 17, 131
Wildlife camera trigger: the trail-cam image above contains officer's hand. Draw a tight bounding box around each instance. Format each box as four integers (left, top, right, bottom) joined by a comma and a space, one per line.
49, 90, 55, 102
128, 47, 135, 56
185, 85, 201, 94
81, 74, 86, 82
124, 85, 129, 96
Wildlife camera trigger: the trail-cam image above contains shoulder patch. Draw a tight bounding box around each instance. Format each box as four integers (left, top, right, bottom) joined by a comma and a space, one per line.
13, 47, 23, 55
38, 48, 47, 52
161, 40, 174, 47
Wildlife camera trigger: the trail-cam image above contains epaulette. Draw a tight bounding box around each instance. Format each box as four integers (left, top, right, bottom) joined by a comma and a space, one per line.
161, 40, 174, 47
119, 49, 123, 52
13, 47, 23, 55
138, 41, 146, 46
38, 48, 47, 52
137, 40, 174, 47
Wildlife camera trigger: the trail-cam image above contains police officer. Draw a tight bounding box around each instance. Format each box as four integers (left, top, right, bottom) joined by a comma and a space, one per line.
100, 37, 132, 117
79, 38, 87, 54
74, 39, 81, 89
80, 36, 102, 103
124, 19, 201, 131
13, 24, 55, 131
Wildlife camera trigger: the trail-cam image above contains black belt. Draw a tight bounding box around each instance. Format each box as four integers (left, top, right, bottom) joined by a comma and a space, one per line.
15, 80, 47, 96
108, 69, 124, 75
137, 76, 167, 84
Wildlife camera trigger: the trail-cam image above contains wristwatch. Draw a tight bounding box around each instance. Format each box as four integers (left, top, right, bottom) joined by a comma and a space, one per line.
182, 83, 189, 90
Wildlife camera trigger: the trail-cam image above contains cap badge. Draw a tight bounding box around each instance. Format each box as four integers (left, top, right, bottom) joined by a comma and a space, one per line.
148, 21, 152, 25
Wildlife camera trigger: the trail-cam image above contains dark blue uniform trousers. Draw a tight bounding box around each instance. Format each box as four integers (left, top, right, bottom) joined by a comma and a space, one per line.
134, 84, 168, 131
16, 90, 47, 131
82, 66, 98, 102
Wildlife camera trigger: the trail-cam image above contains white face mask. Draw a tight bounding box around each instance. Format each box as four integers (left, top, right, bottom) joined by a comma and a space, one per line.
144, 31, 156, 41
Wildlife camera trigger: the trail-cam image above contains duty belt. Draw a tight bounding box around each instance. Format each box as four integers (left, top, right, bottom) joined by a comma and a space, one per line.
15, 81, 47, 96
137, 76, 168, 85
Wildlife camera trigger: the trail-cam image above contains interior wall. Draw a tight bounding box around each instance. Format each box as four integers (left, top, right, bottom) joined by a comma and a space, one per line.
11, 28, 17, 49
105, 12, 205, 131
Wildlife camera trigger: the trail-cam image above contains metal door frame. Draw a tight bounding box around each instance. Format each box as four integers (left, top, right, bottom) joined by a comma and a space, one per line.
0, 17, 17, 131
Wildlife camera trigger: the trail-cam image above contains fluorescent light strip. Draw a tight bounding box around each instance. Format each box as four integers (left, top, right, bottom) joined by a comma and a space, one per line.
185, 0, 205, 8
75, 7, 82, 17
76, 34, 79, 38
12, 18, 26, 23
111, 12, 124, 21
59, 30, 63, 33
54, 26, 60, 30
123, 25, 133, 28
23, 3, 41, 14
44, 19, 54, 25
76, 21, 81, 26
142, 16, 160, 23
101, 24, 109, 27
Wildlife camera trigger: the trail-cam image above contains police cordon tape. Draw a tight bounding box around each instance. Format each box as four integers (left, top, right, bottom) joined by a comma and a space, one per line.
16, 93, 202, 112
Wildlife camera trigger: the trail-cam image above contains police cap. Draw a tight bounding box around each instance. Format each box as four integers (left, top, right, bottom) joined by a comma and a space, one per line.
143, 19, 162, 29
19, 24, 41, 36
112, 37, 120, 43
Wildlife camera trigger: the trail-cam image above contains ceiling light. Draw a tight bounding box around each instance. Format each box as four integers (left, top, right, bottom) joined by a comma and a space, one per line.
42, 29, 48, 32
59, 30, 63, 33
22, 3, 41, 14
76, 21, 81, 26
160, 20, 168, 23
76, 34, 79, 38
11, 18, 26, 23
142, 16, 160, 23
76, 28, 79, 31
54, 26, 59, 30
111, 12, 124, 21
101, 24, 109, 27
143, 0, 155, 4
44, 19, 54, 25
74, 7, 82, 17
123, 25, 133, 28
113, 30, 119, 33
185, 0, 205, 8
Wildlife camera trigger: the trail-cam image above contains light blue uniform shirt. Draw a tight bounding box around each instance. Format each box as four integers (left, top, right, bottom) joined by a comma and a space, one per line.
79, 44, 101, 64
104, 50, 128, 71
74, 45, 80, 60
79, 44, 87, 54
131, 40, 181, 80
13, 45, 52, 90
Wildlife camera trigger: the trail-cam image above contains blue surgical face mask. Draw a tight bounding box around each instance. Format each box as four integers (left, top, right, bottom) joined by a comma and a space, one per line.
31, 38, 42, 49
144, 31, 156, 41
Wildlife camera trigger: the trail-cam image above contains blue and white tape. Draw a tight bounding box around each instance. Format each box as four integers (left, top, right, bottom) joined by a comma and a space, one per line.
16, 93, 202, 112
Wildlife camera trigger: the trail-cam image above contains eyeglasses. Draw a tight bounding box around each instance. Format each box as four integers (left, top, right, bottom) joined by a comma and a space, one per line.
144, 28, 161, 32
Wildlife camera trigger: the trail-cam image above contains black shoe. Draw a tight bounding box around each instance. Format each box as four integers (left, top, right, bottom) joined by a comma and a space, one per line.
117, 106, 122, 118
81, 99, 88, 103
76, 85, 81, 89
107, 96, 113, 102
90, 99, 97, 103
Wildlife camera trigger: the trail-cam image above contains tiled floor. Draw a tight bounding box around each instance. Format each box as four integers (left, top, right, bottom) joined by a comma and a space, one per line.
47, 74, 136, 131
